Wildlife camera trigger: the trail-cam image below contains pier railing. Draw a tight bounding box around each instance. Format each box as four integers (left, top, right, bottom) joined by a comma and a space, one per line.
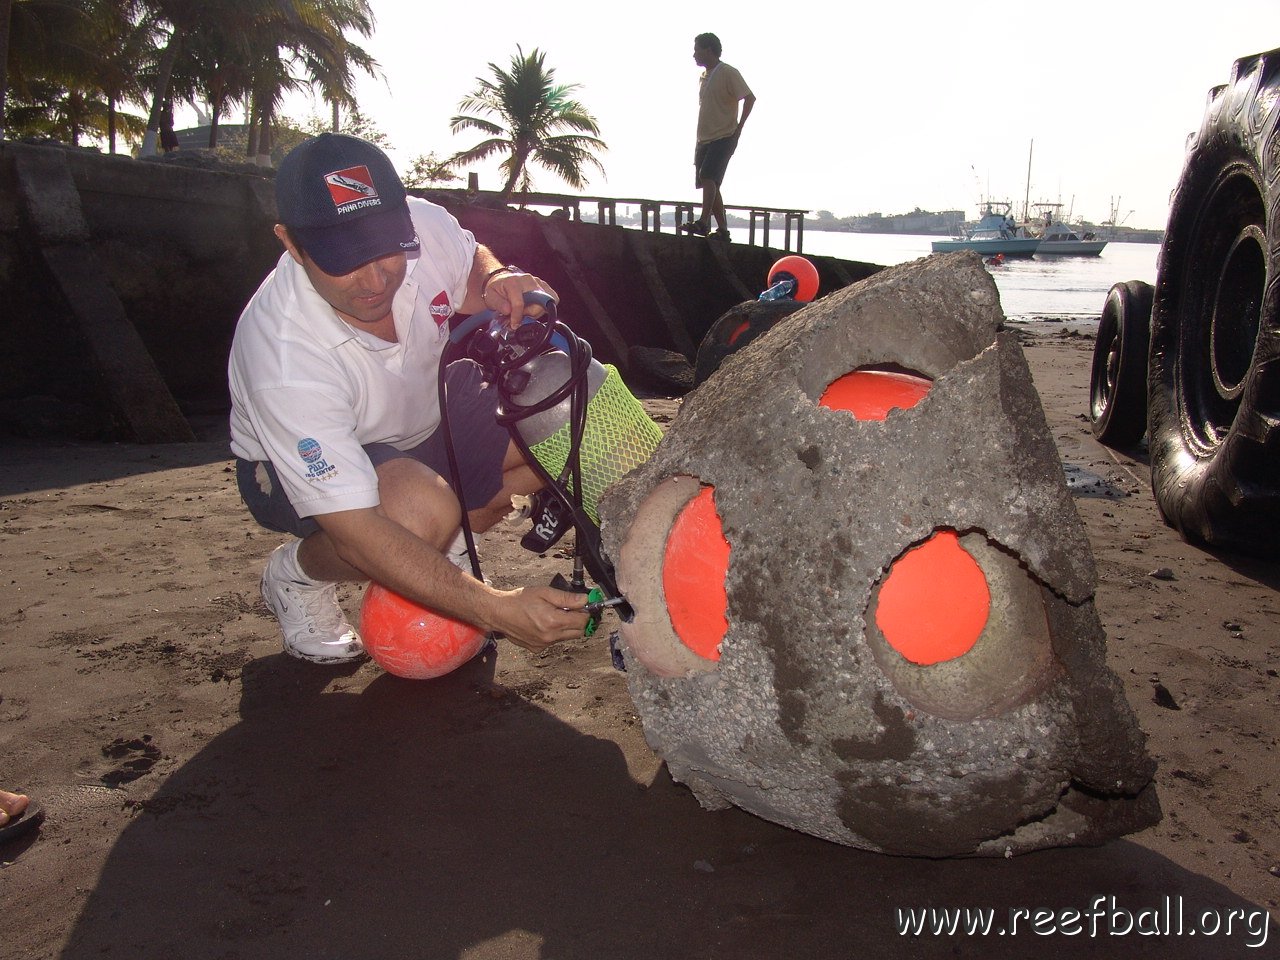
468, 189, 808, 253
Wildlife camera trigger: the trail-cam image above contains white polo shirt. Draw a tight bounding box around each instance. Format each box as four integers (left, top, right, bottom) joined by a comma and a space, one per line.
228, 198, 476, 517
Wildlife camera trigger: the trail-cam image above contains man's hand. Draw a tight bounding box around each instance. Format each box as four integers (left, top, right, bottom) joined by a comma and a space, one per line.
465, 246, 559, 327
484, 271, 560, 329
489, 585, 589, 652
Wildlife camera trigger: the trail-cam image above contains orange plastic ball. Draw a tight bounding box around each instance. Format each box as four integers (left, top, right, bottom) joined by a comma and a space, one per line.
874, 530, 990, 665
662, 486, 730, 661
820, 369, 932, 420
360, 582, 488, 679
767, 255, 820, 303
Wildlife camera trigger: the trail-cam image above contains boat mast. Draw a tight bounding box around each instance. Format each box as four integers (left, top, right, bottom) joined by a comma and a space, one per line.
1023, 139, 1034, 223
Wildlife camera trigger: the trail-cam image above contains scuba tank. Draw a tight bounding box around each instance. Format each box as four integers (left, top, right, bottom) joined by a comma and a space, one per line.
444, 292, 662, 604
502, 340, 660, 527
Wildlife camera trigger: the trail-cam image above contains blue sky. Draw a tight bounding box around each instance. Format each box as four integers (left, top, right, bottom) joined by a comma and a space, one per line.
213, 1, 1278, 231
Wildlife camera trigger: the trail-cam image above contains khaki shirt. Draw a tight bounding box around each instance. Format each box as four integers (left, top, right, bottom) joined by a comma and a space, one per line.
697, 61, 753, 143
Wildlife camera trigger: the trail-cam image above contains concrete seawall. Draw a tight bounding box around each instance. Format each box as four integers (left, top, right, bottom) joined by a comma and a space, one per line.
0, 142, 878, 442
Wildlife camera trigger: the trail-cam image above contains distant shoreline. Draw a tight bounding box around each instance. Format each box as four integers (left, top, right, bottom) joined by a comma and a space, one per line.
581, 212, 1165, 244
800, 223, 1165, 244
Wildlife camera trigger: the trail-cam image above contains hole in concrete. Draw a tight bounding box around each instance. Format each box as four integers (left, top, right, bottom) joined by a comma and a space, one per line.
663, 486, 729, 661
819, 365, 933, 420
616, 475, 724, 677
875, 530, 989, 666
864, 529, 1058, 721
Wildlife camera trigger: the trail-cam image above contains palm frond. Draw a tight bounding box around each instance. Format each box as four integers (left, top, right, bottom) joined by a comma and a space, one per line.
451, 45, 607, 197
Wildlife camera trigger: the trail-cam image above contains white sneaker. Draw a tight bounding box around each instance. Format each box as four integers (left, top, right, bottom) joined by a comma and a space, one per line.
260, 543, 364, 664
446, 531, 471, 571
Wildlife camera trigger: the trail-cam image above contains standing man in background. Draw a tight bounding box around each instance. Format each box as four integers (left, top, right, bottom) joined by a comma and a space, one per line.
681, 33, 755, 242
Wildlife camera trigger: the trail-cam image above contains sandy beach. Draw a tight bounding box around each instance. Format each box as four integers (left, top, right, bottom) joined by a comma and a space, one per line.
1, 326, 1277, 959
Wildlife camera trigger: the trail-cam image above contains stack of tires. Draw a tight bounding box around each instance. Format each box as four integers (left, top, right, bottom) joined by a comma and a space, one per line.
1089, 47, 1280, 558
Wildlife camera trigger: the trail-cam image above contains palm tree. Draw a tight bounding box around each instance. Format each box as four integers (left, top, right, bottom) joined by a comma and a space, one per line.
4, 0, 156, 149
6, 79, 97, 141
134, 0, 275, 156
2, 0, 97, 140
241, 0, 377, 165
282, 0, 376, 119
94, 0, 156, 152
5, 0, 377, 159
241, 44, 304, 164
178, 25, 254, 148
450, 46, 606, 199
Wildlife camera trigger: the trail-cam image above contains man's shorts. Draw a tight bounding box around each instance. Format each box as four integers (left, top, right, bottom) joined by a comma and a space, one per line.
694, 135, 737, 187
236, 360, 511, 539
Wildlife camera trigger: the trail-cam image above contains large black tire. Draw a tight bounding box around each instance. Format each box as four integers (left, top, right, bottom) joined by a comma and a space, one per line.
626, 345, 695, 396
1089, 280, 1153, 447
693, 300, 807, 387
1147, 48, 1280, 557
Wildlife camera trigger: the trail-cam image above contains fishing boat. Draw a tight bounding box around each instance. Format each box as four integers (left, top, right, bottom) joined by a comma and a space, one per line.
930, 202, 1041, 257
1036, 222, 1107, 256
1031, 204, 1108, 256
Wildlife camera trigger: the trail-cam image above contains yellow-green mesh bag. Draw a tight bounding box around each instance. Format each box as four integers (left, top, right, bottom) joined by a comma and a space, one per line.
528, 365, 663, 524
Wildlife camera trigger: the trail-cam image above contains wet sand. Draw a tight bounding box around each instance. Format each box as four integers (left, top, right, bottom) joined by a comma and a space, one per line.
0, 327, 1276, 959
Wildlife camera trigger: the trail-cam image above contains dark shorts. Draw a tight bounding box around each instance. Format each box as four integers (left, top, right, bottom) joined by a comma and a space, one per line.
694, 136, 737, 187
237, 360, 511, 538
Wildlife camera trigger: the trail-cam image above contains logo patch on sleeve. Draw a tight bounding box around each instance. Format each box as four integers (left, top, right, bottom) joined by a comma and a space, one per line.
297, 437, 338, 481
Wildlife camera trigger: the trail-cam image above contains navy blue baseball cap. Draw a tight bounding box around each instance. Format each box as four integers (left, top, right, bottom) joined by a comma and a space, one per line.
275, 133, 420, 276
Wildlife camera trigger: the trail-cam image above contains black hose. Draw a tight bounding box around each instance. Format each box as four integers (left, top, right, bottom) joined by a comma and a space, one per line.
439, 301, 627, 609
436, 341, 484, 581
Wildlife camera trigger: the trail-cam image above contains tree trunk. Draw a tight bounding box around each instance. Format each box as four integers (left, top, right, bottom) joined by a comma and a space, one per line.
69, 91, 82, 145
331, 99, 339, 133
246, 97, 260, 157
0, 0, 13, 140
500, 148, 529, 200
208, 103, 220, 149
256, 112, 272, 166
140, 34, 181, 157
108, 98, 117, 154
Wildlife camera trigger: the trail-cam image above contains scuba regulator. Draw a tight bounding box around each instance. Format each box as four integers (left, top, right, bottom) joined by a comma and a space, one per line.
440, 291, 663, 623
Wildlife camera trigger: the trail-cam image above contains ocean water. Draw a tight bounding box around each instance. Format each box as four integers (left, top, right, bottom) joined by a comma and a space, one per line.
729, 229, 1161, 326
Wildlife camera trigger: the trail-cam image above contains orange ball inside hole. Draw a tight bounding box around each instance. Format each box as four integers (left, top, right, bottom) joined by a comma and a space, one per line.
662, 486, 730, 661
360, 582, 488, 679
820, 369, 932, 420
874, 531, 990, 666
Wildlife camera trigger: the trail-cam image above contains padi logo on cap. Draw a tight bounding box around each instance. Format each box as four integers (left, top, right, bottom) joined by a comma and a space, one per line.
323, 165, 384, 215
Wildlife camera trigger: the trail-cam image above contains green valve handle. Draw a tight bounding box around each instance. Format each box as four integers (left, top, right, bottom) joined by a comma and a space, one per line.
584, 587, 604, 637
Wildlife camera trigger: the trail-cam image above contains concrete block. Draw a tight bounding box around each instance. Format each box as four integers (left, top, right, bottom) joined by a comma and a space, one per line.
600, 252, 1159, 856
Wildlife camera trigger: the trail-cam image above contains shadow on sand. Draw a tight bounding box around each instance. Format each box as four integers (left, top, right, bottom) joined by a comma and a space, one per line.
61, 652, 1273, 960
0, 432, 232, 497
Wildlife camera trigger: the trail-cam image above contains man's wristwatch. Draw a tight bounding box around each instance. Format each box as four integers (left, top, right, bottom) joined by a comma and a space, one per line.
481, 264, 523, 297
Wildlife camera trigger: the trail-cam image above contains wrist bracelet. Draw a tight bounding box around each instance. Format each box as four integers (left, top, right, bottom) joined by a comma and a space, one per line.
481, 264, 522, 296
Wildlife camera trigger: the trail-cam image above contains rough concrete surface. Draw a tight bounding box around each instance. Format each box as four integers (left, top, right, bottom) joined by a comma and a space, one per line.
601, 252, 1159, 856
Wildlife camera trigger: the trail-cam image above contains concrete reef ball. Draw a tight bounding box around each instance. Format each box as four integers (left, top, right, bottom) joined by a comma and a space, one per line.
599, 251, 1160, 857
